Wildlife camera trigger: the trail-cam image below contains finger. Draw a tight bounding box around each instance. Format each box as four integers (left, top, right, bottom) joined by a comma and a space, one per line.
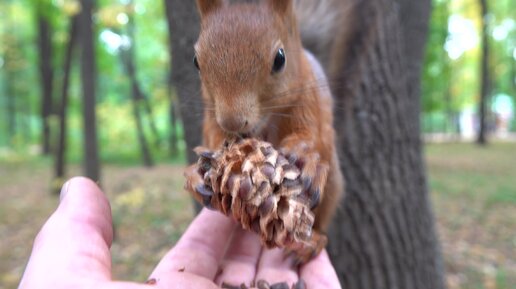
299, 250, 341, 289
215, 227, 263, 287
150, 209, 237, 281
19, 177, 114, 288
255, 248, 298, 286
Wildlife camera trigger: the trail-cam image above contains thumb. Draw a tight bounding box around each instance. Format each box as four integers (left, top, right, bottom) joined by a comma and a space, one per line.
19, 177, 114, 288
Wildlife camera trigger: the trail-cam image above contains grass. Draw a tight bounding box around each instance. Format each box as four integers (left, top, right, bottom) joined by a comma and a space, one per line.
426, 142, 516, 289
0, 142, 515, 289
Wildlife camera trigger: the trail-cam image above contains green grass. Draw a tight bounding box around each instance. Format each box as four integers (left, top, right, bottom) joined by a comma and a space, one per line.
427, 142, 516, 206
425, 142, 516, 289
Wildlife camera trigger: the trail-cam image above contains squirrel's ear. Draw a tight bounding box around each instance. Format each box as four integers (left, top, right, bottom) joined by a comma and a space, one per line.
196, 0, 225, 18
266, 0, 293, 17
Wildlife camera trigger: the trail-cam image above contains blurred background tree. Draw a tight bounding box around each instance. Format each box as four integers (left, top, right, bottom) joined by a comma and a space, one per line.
0, 0, 513, 174
422, 0, 515, 140
1, 0, 177, 181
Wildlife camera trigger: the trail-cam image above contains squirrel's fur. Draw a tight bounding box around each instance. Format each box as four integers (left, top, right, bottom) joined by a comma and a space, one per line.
194, 0, 345, 249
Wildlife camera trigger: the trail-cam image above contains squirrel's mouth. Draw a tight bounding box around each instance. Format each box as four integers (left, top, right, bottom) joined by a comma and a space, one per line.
241, 116, 270, 140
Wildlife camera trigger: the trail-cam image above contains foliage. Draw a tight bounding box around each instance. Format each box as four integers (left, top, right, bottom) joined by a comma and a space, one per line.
0, 0, 514, 160
421, 0, 516, 132
0, 0, 182, 164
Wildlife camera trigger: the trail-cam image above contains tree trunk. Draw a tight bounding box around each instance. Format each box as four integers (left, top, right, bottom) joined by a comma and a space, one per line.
120, 49, 154, 167
163, 0, 202, 164
54, 16, 78, 194
119, 10, 154, 167
140, 89, 161, 147
477, 0, 490, 145
164, 0, 203, 212
79, 0, 100, 182
326, 0, 446, 288
122, 10, 162, 147
37, 15, 54, 155
169, 90, 179, 156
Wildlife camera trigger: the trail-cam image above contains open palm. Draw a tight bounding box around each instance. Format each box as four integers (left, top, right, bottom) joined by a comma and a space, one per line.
18, 177, 340, 289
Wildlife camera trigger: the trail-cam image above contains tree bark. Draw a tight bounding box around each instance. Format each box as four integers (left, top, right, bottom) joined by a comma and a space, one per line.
79, 0, 100, 181
140, 88, 161, 147
54, 16, 79, 193
37, 15, 54, 155
164, 0, 204, 212
123, 7, 162, 147
163, 0, 202, 164
327, 0, 445, 288
477, 0, 490, 145
169, 90, 179, 156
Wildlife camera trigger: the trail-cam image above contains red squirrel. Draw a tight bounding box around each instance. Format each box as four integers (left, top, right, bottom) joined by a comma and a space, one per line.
193, 0, 344, 261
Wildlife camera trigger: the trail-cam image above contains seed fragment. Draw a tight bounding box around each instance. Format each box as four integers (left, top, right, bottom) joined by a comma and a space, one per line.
145, 278, 157, 285
292, 279, 306, 289
270, 282, 290, 289
257, 280, 271, 289
221, 282, 240, 289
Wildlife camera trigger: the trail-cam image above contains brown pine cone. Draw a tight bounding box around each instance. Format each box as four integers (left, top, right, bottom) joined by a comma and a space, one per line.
184, 138, 325, 249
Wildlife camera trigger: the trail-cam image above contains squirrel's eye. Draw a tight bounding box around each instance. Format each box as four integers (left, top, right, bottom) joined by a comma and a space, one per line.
193, 55, 200, 70
272, 48, 286, 73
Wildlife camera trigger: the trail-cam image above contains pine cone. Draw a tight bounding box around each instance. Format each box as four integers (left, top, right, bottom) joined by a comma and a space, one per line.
184, 138, 325, 250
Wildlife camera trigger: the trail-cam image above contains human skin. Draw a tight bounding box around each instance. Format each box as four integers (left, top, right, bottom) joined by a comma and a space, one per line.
18, 177, 341, 289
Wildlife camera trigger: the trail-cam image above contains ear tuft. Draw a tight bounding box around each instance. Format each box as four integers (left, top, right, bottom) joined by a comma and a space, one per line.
267, 0, 293, 16
196, 0, 225, 18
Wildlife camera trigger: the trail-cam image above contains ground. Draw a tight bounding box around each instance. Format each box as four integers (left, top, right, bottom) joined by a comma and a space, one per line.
426, 143, 515, 289
1, 143, 514, 289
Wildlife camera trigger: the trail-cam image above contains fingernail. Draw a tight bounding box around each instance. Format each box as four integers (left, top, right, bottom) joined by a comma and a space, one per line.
59, 180, 71, 202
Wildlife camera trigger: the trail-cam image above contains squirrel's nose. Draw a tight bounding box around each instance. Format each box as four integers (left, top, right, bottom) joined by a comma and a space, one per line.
218, 116, 248, 133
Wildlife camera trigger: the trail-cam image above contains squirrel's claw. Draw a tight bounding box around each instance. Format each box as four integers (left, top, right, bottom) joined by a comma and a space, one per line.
284, 231, 328, 265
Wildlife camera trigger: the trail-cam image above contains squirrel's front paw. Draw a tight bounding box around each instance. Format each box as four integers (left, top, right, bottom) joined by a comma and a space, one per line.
281, 144, 329, 210
184, 159, 214, 209
285, 231, 328, 265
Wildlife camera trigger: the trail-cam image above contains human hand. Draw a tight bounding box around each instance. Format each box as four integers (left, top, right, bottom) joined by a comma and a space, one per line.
18, 177, 341, 289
